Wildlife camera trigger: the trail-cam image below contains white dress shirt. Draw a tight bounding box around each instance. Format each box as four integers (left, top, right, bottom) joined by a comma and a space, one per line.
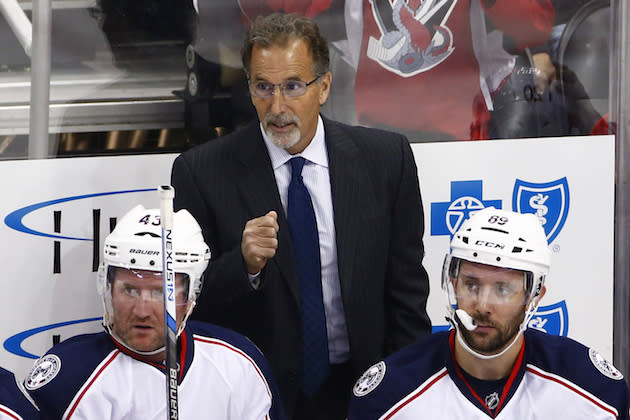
260, 116, 350, 364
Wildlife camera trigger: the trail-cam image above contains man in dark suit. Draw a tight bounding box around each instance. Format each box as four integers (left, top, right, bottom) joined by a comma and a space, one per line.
171, 12, 431, 420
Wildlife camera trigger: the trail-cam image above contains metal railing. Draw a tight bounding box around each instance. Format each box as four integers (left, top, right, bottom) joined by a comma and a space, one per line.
612, 0, 630, 382
0, 0, 50, 158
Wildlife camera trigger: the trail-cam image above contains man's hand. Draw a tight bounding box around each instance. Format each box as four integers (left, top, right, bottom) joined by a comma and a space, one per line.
241, 211, 279, 274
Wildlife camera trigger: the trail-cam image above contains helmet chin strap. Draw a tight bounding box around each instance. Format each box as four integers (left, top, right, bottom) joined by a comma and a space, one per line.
177, 301, 196, 336
454, 297, 540, 360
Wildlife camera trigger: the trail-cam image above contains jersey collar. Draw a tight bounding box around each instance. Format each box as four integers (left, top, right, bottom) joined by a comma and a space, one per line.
446, 329, 527, 418
108, 325, 193, 384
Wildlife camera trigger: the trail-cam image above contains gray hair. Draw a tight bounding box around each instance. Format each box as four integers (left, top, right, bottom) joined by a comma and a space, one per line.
241, 13, 330, 78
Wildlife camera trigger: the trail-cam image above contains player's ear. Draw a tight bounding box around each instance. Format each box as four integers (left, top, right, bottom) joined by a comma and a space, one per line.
532, 285, 546, 304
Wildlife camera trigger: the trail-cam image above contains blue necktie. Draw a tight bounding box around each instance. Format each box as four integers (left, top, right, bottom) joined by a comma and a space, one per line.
287, 157, 330, 395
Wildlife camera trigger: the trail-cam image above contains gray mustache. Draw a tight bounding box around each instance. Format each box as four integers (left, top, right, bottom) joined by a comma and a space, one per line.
265, 114, 297, 126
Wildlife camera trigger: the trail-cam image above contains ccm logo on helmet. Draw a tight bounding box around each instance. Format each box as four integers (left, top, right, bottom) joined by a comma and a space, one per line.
475, 240, 505, 249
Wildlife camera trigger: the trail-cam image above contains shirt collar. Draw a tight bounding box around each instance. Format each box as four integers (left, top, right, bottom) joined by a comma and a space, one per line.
261, 115, 328, 169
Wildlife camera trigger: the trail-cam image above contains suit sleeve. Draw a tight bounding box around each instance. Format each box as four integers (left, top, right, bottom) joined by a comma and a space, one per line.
384, 137, 432, 353
481, 0, 555, 50
171, 153, 257, 319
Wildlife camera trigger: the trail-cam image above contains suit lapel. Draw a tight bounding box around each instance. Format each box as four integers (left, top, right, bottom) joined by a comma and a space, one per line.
231, 119, 376, 306
324, 119, 377, 301
234, 125, 299, 303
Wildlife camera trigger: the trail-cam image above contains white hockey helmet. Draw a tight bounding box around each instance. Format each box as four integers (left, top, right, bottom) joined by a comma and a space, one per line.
442, 207, 551, 355
98, 204, 210, 338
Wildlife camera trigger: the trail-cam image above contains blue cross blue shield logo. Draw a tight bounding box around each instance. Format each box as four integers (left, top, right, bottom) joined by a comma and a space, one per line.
528, 300, 569, 336
512, 178, 570, 243
431, 180, 502, 237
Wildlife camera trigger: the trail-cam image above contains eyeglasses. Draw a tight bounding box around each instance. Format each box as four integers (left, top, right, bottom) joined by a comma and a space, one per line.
248, 76, 321, 98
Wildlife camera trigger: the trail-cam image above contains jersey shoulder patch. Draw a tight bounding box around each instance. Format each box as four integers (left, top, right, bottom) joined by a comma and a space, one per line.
588, 348, 624, 381
353, 361, 386, 397
25, 332, 113, 393
24, 354, 61, 391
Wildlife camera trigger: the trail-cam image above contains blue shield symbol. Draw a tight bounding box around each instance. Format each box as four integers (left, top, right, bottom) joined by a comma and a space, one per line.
512, 178, 570, 243
528, 300, 569, 336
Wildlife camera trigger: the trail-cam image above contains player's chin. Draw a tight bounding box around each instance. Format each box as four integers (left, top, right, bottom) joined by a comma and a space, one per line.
128, 337, 162, 353
465, 333, 496, 351
268, 128, 300, 149
469, 342, 499, 355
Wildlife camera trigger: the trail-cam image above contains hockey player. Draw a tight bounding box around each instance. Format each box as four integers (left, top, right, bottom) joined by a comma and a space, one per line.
24, 205, 285, 420
348, 207, 630, 419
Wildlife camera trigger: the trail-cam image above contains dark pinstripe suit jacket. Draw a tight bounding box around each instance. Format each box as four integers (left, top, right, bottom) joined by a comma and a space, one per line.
170, 116, 431, 416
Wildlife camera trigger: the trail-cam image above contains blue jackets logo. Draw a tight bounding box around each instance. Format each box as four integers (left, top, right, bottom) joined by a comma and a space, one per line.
431, 180, 502, 237
512, 178, 570, 243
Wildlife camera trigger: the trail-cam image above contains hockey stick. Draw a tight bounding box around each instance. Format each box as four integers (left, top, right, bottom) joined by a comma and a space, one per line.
159, 185, 178, 420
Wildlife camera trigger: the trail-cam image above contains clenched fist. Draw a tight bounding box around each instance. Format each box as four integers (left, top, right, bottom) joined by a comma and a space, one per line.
241, 210, 279, 274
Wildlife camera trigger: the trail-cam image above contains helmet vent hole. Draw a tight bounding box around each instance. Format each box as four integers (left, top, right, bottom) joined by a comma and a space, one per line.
149, 260, 155, 266
481, 227, 509, 234
462, 237, 469, 244
130, 258, 136, 264
134, 232, 160, 238
496, 257, 501, 262
473, 252, 478, 257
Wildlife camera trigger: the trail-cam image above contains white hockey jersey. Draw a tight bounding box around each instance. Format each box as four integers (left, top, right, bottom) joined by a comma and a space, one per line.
24, 321, 285, 420
348, 329, 630, 419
